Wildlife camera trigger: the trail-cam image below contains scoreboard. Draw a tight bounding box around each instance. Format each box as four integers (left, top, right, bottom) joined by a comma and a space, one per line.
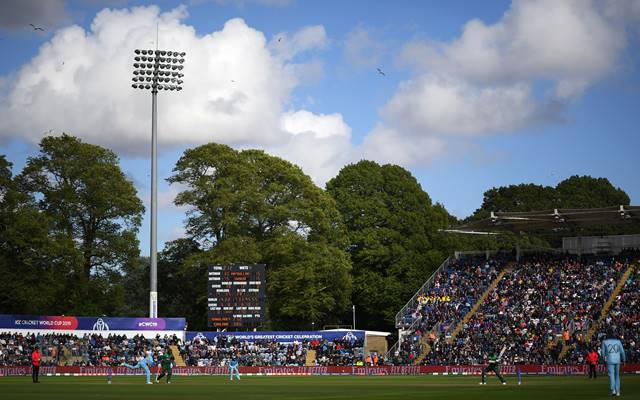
207, 264, 266, 329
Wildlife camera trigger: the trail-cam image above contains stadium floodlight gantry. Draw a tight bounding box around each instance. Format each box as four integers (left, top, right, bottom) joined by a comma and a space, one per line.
131, 48, 186, 318
445, 205, 640, 234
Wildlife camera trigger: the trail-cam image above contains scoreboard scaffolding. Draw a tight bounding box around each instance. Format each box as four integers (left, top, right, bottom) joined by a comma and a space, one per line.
207, 264, 266, 329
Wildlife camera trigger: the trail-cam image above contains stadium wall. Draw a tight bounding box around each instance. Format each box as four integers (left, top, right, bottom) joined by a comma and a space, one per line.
2, 328, 185, 339
2, 365, 639, 377
563, 234, 640, 255
0, 314, 186, 339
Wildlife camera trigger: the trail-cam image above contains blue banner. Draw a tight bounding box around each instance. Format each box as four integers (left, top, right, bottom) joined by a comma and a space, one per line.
185, 330, 365, 343
0, 314, 186, 332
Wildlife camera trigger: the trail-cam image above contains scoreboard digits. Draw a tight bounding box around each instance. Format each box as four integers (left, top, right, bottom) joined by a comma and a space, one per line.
207, 264, 266, 329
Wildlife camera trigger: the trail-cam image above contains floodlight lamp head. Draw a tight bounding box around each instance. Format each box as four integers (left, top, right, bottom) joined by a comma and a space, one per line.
135, 49, 141, 54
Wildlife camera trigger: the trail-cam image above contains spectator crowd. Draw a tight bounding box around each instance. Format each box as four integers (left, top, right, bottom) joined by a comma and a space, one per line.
1, 253, 638, 369
0, 332, 364, 367
0, 332, 180, 367
393, 257, 505, 364
392, 253, 639, 366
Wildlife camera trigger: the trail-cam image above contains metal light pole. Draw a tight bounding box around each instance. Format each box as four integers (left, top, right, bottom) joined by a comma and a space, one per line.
352, 304, 356, 330
132, 48, 185, 318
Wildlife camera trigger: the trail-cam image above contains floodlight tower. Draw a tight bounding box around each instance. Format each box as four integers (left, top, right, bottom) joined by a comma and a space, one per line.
132, 48, 185, 318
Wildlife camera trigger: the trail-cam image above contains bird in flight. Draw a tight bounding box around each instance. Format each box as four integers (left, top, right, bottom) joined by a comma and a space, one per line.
377, 68, 386, 76
278, 37, 282, 42
30, 24, 45, 31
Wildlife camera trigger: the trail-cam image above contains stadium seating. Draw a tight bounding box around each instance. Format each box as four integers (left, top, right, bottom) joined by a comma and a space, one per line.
0, 332, 365, 367
390, 257, 506, 365
181, 335, 364, 367
390, 253, 640, 366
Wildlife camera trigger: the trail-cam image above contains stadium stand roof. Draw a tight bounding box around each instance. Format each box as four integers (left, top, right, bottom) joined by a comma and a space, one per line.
446, 205, 640, 234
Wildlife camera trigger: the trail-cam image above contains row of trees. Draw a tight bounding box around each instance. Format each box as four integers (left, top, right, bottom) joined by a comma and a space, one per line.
0, 135, 633, 330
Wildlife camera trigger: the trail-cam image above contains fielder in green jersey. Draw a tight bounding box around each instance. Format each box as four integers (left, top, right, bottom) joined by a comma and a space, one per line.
156, 348, 175, 384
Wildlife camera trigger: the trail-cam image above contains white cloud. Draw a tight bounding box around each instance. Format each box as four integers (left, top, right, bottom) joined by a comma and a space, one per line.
2, 1, 639, 187
158, 185, 189, 211
380, 76, 542, 136
0, 5, 346, 185
280, 110, 350, 139
269, 25, 328, 61
360, 124, 446, 167
160, 224, 187, 243
0, 0, 69, 31
343, 26, 385, 69
204, 0, 292, 7
399, 0, 629, 98
372, 0, 640, 165
271, 110, 353, 184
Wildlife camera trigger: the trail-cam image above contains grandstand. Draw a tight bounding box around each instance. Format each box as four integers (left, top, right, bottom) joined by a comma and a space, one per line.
2, 207, 639, 376
388, 205, 640, 367
389, 251, 639, 366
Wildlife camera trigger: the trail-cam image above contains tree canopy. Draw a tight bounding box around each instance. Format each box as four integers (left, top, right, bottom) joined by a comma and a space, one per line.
7, 134, 144, 314
168, 143, 352, 329
326, 160, 450, 330
471, 176, 630, 219
1, 135, 637, 331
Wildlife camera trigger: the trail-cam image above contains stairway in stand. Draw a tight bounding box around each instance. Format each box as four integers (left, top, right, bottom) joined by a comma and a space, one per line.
446, 267, 510, 344
586, 263, 636, 343
558, 262, 636, 361
412, 267, 510, 365
169, 345, 186, 367
411, 324, 440, 365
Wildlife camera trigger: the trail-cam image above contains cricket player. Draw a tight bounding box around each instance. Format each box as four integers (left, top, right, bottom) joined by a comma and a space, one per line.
601, 329, 626, 396
480, 349, 506, 385
124, 350, 155, 384
156, 348, 175, 384
229, 356, 240, 381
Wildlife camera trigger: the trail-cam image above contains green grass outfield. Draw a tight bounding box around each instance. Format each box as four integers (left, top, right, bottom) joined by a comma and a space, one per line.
1, 375, 638, 400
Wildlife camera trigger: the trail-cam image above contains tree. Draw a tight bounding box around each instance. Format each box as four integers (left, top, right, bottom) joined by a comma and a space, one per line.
169, 143, 352, 328
18, 135, 144, 312
556, 176, 630, 209
262, 230, 352, 329
470, 183, 558, 220
326, 160, 449, 330
0, 155, 78, 314
158, 238, 203, 325
472, 177, 630, 220
469, 176, 634, 245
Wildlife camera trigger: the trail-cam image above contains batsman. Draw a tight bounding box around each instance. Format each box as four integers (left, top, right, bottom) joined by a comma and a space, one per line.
156, 348, 175, 384
480, 347, 507, 385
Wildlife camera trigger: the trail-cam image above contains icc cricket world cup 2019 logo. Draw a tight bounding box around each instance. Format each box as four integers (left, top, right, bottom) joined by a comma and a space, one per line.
92, 318, 110, 332
342, 331, 358, 342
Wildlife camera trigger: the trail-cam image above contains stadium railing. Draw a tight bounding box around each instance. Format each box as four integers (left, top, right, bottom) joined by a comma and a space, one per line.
394, 257, 452, 329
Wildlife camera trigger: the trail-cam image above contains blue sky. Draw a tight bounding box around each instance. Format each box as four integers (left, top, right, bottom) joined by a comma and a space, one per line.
1, 0, 639, 255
